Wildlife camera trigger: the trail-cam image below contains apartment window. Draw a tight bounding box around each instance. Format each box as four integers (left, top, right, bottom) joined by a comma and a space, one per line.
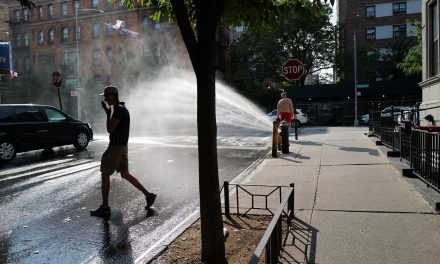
15, 35, 21, 47
94, 75, 102, 89
393, 24, 406, 38
23, 33, 29, 46
366, 5, 375, 18
105, 0, 112, 10
63, 51, 69, 65
23, 9, 29, 21
154, 21, 161, 29
92, 0, 99, 9
75, 26, 80, 40
73, 0, 79, 11
93, 49, 101, 65
92, 23, 100, 39
62, 27, 69, 42
429, 0, 439, 76
24, 58, 30, 71
14, 10, 20, 21
393, 2, 406, 14
47, 4, 53, 18
142, 16, 149, 31
37, 6, 43, 19
106, 21, 112, 37
366, 27, 376, 40
48, 29, 54, 43
38, 31, 44, 45
107, 47, 113, 63
62, 2, 68, 16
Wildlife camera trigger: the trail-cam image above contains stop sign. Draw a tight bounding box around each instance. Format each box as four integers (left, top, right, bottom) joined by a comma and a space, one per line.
282, 59, 304, 80
51, 71, 63, 88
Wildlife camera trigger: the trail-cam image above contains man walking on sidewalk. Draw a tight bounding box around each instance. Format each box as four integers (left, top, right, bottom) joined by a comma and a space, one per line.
277, 92, 294, 125
90, 85, 157, 218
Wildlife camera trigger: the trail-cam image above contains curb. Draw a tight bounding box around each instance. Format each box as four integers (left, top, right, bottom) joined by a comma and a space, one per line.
135, 148, 271, 263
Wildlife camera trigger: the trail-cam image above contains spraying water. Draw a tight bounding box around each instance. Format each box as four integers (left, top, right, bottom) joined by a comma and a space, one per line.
125, 67, 272, 136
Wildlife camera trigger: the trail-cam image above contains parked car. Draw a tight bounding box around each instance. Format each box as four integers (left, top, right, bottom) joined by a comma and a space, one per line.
380, 106, 412, 124
0, 104, 93, 163
267, 109, 308, 127
360, 114, 369, 125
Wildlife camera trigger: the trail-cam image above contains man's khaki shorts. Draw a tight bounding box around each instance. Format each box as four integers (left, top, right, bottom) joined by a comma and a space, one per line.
100, 146, 128, 175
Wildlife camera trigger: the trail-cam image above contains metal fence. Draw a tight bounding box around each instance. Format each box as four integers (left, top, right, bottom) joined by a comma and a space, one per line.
411, 129, 440, 190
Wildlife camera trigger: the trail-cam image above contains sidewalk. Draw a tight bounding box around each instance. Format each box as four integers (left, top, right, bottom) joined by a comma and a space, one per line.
241, 126, 440, 264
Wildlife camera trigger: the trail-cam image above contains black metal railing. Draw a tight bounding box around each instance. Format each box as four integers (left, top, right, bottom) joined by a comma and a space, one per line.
220, 181, 295, 264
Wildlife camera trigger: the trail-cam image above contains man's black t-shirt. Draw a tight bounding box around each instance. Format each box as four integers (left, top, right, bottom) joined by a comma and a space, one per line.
109, 102, 130, 146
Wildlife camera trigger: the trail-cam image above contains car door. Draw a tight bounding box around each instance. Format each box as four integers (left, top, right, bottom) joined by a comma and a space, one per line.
13, 106, 50, 150
42, 106, 73, 146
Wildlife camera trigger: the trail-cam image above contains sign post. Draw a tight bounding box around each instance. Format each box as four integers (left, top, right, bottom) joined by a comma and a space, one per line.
52, 71, 63, 110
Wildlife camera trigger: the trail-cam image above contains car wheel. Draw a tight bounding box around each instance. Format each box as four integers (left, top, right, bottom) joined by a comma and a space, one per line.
0, 139, 16, 163
73, 130, 89, 150
291, 119, 301, 128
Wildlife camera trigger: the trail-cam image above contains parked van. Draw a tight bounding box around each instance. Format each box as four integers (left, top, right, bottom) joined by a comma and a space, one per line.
0, 104, 93, 163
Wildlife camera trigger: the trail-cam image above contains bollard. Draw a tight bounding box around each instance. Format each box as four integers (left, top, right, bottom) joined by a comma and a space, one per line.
224, 181, 230, 217
272, 120, 279, 157
294, 121, 298, 140
280, 120, 289, 154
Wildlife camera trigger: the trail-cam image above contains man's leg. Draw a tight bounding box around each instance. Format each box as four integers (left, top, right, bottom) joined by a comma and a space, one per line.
120, 171, 149, 196
101, 173, 111, 207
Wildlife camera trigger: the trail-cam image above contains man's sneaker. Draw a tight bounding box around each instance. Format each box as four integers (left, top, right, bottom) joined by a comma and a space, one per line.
145, 193, 157, 210
90, 205, 111, 218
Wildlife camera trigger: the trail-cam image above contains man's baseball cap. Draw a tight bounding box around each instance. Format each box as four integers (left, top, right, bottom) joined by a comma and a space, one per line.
99, 86, 118, 96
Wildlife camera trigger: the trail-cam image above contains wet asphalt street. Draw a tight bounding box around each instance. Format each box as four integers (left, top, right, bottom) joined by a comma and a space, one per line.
0, 128, 271, 264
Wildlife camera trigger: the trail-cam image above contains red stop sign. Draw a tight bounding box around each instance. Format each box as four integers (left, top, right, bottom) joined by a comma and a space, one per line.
282, 59, 304, 80
51, 71, 63, 88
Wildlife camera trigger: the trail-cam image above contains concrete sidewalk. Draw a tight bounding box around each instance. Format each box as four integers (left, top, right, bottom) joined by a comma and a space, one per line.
241, 126, 440, 264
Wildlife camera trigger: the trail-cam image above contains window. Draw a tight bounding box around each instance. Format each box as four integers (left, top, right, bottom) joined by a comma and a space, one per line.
393, 2, 406, 14
15, 35, 21, 47
48, 29, 54, 43
94, 75, 102, 89
75, 25, 80, 40
366, 27, 376, 40
62, 27, 69, 42
142, 16, 149, 31
118, 0, 124, 8
38, 31, 44, 45
393, 24, 406, 38
93, 49, 101, 65
24, 58, 30, 71
73, 0, 79, 11
0, 106, 14, 123
44, 108, 66, 122
105, 21, 112, 37
23, 33, 29, 46
154, 21, 161, 29
62, 2, 68, 16
23, 9, 29, 21
37, 6, 43, 19
92, 23, 100, 39
47, 4, 53, 18
16, 107, 45, 122
107, 47, 112, 62
92, 0, 99, 9
63, 51, 69, 65
14, 10, 20, 21
105, 0, 112, 10
429, 0, 439, 77
366, 5, 375, 18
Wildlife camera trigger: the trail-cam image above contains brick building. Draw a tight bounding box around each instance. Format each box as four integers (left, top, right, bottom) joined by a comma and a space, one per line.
337, 0, 421, 83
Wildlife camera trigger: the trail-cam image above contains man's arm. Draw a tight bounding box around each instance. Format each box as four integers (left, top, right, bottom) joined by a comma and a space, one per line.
107, 115, 120, 133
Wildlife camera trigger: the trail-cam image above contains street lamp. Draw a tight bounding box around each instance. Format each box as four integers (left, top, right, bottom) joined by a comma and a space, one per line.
75, 8, 103, 120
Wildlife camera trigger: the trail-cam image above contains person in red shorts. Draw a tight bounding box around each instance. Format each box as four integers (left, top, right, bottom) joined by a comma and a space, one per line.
90, 85, 157, 218
277, 92, 294, 125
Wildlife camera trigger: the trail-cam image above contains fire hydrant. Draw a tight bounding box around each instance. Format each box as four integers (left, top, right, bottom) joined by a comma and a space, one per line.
280, 120, 289, 154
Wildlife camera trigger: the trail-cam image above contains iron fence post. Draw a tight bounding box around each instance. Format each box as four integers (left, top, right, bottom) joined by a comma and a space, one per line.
224, 181, 229, 217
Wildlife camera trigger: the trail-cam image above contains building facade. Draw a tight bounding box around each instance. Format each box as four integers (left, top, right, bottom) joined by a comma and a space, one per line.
337, 0, 421, 83
420, 0, 440, 124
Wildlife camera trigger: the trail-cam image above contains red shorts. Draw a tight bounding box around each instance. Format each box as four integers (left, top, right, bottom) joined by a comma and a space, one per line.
279, 112, 293, 123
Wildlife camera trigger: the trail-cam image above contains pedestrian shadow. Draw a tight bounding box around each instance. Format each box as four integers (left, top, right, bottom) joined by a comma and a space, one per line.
280, 216, 318, 264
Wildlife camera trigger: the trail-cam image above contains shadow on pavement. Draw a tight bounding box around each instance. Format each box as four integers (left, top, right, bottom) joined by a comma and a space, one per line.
281, 216, 318, 264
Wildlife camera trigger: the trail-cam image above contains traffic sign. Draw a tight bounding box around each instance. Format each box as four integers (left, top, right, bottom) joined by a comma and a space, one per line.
51, 71, 63, 88
282, 59, 304, 80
